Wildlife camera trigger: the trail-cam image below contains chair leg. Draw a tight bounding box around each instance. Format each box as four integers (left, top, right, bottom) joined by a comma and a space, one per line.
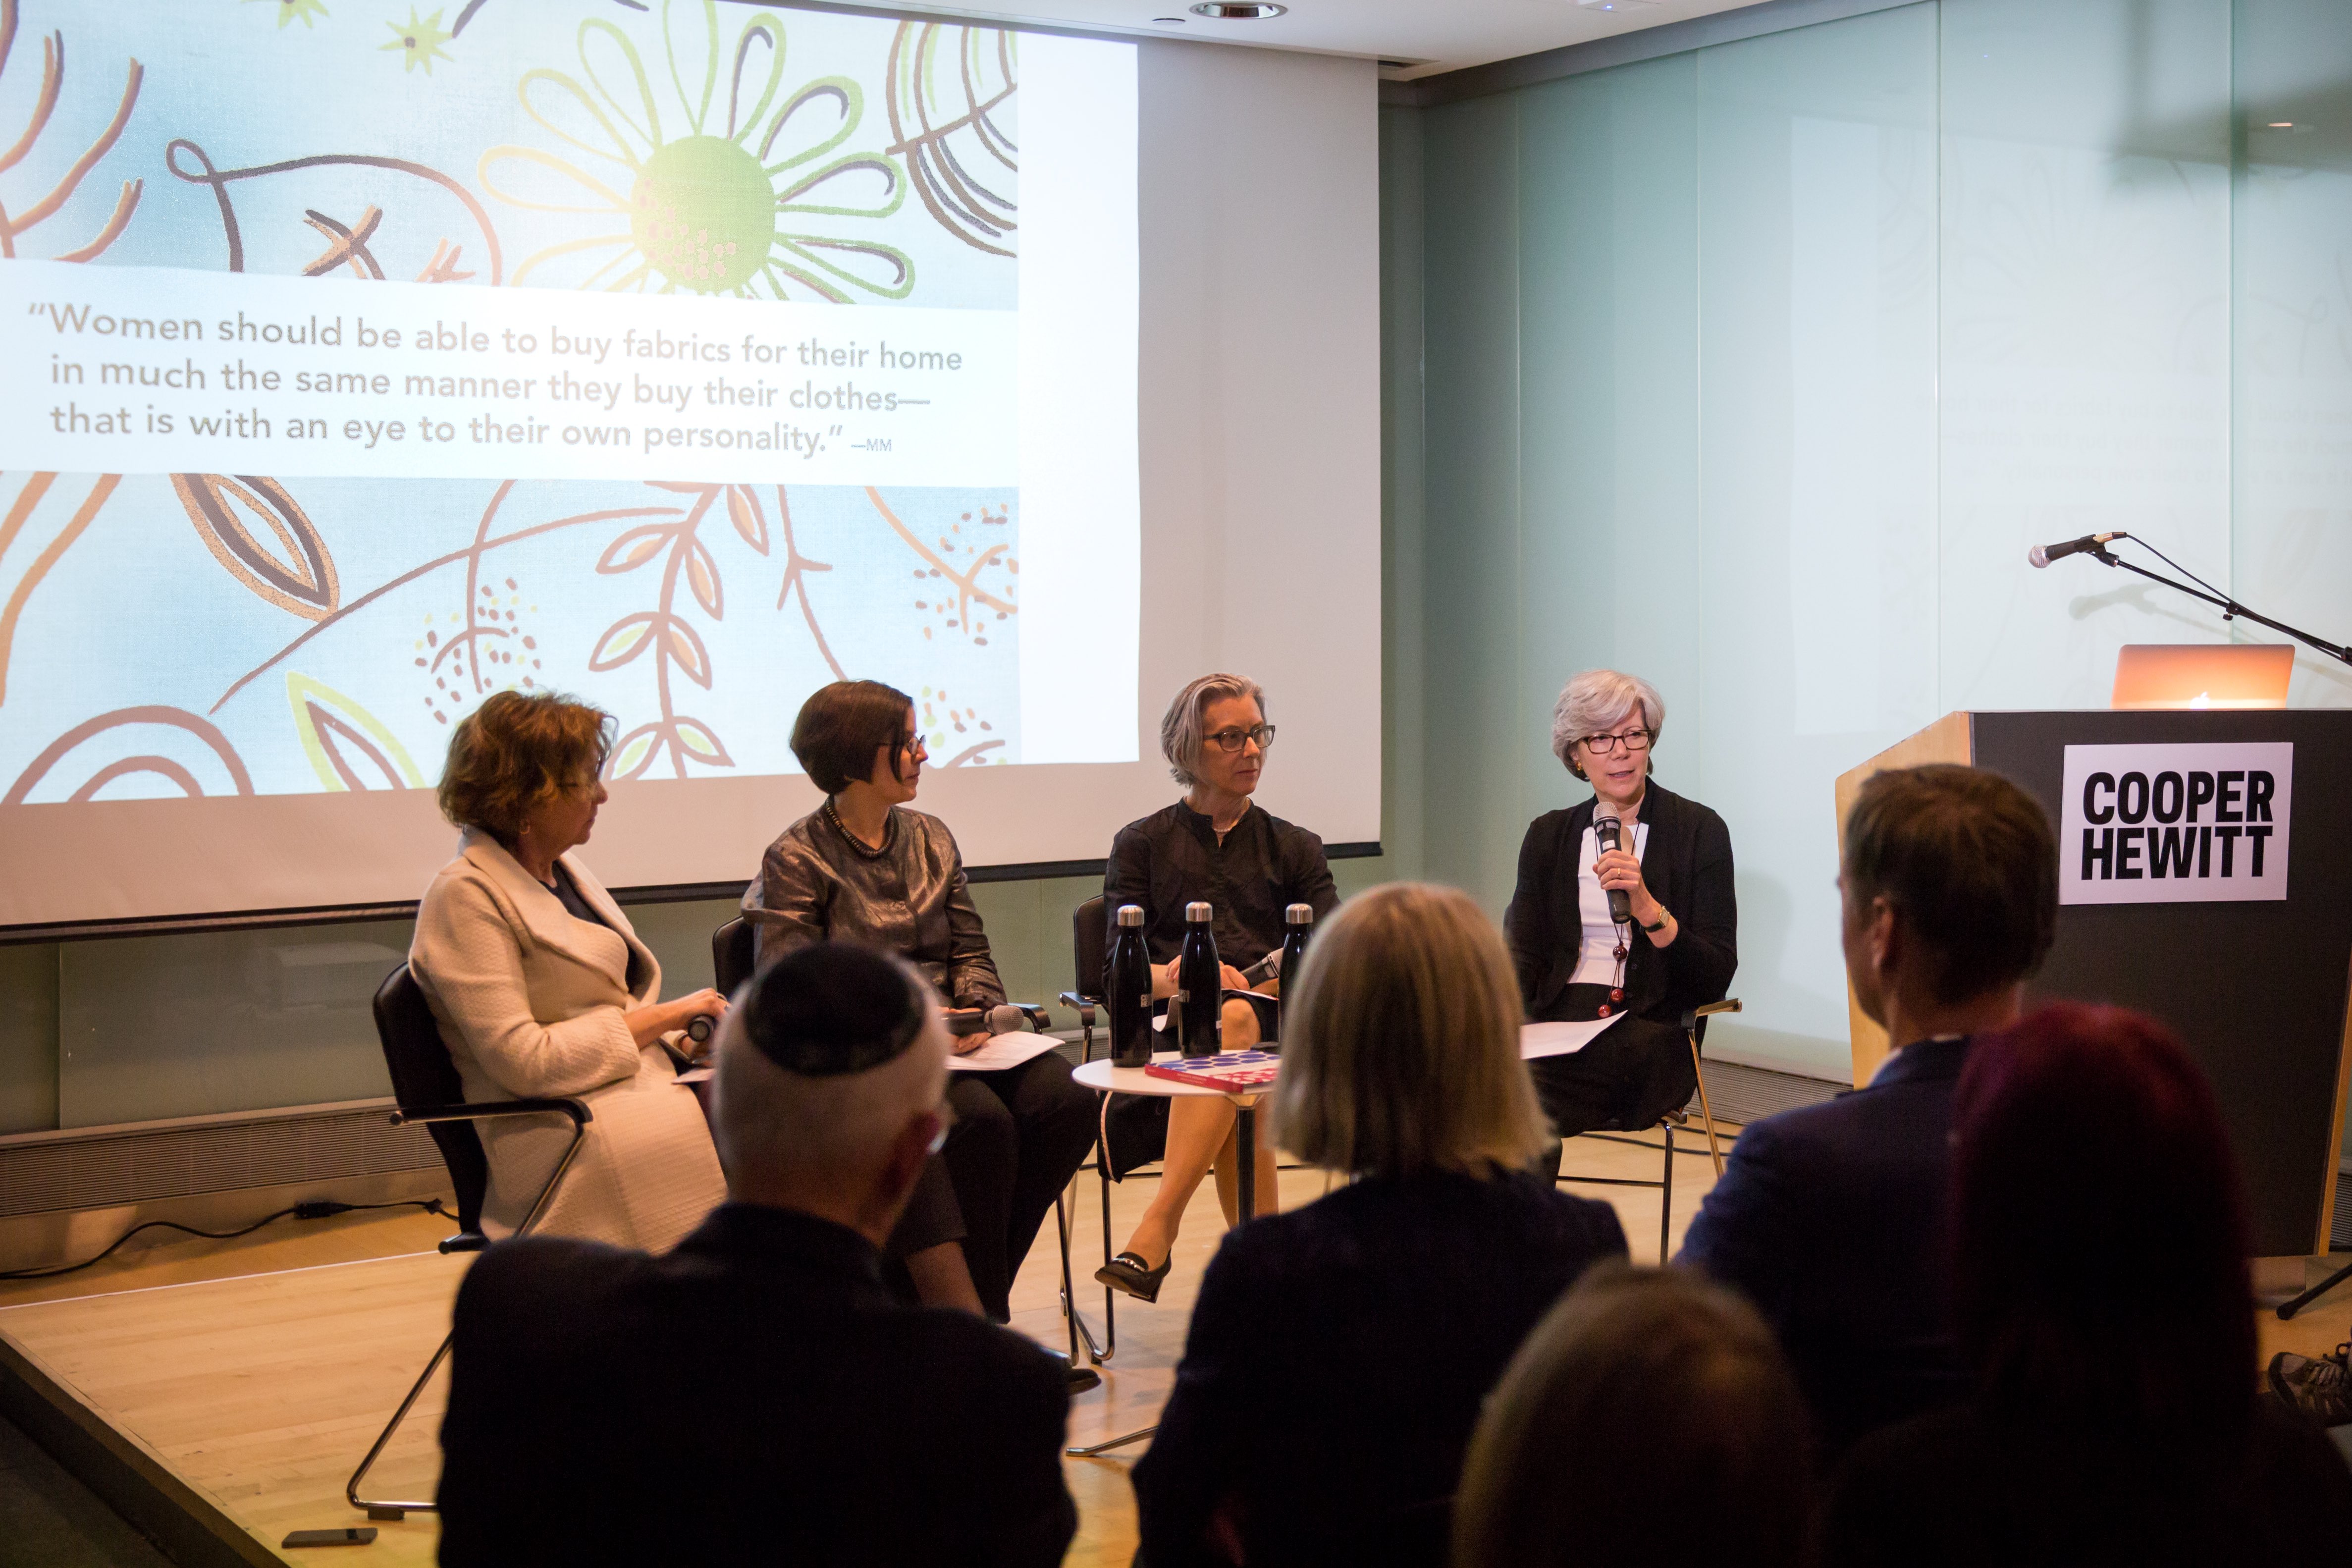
350, 1114, 588, 1518
1658, 1120, 1675, 1264
1689, 1030, 1725, 1177
346, 1329, 453, 1520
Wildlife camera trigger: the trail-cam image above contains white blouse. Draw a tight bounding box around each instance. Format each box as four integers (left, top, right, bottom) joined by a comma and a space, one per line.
1568, 816, 1651, 988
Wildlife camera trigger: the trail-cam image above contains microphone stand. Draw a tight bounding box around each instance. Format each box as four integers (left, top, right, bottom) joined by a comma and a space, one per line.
2075, 543, 2352, 1315
2076, 546, 2352, 667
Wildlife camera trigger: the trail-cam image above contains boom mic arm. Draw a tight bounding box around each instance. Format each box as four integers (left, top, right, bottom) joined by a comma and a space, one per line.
2031, 535, 2352, 667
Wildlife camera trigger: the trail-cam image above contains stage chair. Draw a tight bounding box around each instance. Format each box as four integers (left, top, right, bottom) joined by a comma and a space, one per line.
710, 915, 1086, 1371
713, 913, 753, 996
1551, 999, 1738, 1263
349, 963, 591, 1522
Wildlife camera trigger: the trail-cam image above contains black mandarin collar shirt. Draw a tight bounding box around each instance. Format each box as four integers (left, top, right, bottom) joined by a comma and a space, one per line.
1103, 800, 1338, 973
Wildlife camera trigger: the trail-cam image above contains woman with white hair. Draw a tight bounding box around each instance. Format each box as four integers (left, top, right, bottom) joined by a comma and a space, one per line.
1504, 669, 1737, 1144
1092, 672, 1338, 1303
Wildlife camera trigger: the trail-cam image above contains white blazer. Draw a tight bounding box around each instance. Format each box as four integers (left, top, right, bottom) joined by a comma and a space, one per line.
409, 829, 723, 1252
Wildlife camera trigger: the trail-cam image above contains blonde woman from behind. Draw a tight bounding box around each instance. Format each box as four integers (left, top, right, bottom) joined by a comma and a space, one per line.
1133, 883, 1627, 1568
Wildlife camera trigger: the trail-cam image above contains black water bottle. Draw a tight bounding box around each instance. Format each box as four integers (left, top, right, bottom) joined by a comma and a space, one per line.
1106, 904, 1154, 1068
1275, 903, 1314, 1047
1175, 901, 1222, 1055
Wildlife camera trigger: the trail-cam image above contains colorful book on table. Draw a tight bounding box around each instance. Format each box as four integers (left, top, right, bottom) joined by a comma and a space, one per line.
1143, 1051, 1281, 1091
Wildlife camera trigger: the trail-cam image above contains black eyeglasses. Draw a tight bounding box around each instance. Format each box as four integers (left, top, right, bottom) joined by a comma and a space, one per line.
1206, 724, 1277, 753
898, 732, 928, 757
1580, 727, 1653, 756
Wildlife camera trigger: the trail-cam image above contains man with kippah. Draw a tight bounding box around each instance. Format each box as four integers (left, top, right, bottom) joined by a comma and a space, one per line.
437, 942, 1077, 1566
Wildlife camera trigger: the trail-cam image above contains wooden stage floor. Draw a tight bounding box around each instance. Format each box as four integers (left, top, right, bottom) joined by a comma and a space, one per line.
3, 1127, 2347, 1567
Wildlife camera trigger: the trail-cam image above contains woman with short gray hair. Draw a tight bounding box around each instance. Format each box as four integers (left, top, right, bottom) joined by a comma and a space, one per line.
1505, 669, 1738, 1147
1091, 672, 1338, 1303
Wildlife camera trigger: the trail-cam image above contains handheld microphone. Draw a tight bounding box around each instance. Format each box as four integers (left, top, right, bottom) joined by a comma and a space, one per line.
2028, 532, 2127, 569
1595, 815, 1633, 924
685, 1014, 714, 1045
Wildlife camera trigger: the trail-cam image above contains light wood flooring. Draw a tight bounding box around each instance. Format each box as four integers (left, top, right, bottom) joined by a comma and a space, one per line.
2, 1128, 2347, 1568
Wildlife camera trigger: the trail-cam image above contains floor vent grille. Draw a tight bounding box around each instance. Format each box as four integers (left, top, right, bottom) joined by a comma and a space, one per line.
0, 1106, 438, 1220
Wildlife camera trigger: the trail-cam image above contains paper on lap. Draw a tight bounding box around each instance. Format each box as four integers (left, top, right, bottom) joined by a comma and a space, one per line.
947, 1031, 1065, 1072
1519, 1015, 1629, 1060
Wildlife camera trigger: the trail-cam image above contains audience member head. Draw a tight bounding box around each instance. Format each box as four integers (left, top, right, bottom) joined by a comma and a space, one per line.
1549, 669, 1665, 783
1453, 1265, 1812, 1568
1273, 882, 1546, 1179
710, 942, 949, 1244
1951, 1003, 2253, 1451
1840, 764, 2057, 1039
791, 679, 921, 797
1160, 672, 1270, 795
435, 689, 614, 856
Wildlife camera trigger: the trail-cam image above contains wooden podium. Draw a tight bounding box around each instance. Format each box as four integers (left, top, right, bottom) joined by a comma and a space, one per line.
1835, 710, 2352, 1256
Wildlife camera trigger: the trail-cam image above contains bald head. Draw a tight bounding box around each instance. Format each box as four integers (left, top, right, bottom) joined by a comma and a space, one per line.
708, 943, 950, 1242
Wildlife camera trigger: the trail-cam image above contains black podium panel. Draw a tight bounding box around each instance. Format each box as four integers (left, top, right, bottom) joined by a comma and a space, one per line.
1972, 710, 2352, 1255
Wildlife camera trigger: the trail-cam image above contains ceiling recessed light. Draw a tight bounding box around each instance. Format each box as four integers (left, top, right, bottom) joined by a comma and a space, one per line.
2267, 121, 2295, 128
1190, 2, 1286, 18
1151, 15, 1186, 23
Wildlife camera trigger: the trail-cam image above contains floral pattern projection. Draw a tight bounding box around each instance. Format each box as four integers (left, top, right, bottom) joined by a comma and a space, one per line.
0, 0, 1022, 805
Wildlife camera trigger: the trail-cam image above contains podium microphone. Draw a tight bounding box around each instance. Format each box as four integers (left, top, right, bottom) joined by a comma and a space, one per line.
1595, 815, 1633, 924
2028, 532, 2127, 569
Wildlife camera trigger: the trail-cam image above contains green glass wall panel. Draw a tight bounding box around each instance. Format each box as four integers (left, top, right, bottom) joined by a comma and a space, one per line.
0, 944, 59, 1133
1517, 54, 1704, 829
1422, 93, 1529, 919
1697, 4, 1941, 1058
1405, 0, 2349, 1079
57, 920, 410, 1128
1939, 0, 2235, 712
2234, 0, 2352, 708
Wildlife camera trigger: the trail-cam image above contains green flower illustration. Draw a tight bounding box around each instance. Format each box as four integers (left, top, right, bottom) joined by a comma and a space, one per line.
248, 0, 330, 30
382, 7, 455, 74
480, 0, 912, 300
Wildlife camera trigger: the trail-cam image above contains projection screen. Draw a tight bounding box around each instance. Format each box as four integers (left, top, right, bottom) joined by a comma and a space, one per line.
0, 2, 1380, 928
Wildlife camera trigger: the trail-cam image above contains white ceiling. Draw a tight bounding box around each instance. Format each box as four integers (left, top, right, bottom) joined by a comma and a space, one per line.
863, 0, 1781, 81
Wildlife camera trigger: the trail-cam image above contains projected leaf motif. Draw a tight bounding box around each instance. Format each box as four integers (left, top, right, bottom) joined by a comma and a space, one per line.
588, 611, 658, 670
0, 473, 117, 706
480, 0, 919, 301
884, 21, 1016, 257
4, 705, 253, 804
286, 673, 425, 791
0, 0, 146, 263
172, 475, 341, 620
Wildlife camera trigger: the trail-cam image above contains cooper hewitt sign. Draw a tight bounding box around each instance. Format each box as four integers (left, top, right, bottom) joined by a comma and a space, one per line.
2059, 743, 2293, 905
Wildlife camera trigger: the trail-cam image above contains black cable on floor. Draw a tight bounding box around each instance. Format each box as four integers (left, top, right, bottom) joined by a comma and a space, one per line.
0, 1197, 452, 1282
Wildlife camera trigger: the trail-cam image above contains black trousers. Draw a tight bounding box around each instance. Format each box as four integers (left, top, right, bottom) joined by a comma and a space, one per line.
1526, 984, 1697, 1142
940, 1050, 1097, 1322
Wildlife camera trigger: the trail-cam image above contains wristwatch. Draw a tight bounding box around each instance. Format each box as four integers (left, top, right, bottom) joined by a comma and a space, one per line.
1640, 906, 1671, 934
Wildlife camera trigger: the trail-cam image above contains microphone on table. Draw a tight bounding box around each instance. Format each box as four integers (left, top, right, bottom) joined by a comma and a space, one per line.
2028, 532, 2127, 569
1595, 815, 1633, 925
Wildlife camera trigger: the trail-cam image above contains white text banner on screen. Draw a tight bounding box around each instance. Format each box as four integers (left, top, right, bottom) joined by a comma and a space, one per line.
2, 261, 1015, 486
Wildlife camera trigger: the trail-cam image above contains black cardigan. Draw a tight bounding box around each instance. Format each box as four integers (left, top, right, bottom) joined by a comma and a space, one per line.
1503, 778, 1738, 1026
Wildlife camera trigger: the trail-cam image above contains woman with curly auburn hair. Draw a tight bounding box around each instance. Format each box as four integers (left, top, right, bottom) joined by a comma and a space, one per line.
411, 689, 728, 1252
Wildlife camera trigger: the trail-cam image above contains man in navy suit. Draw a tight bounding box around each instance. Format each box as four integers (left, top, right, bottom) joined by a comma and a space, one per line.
1677, 764, 2058, 1460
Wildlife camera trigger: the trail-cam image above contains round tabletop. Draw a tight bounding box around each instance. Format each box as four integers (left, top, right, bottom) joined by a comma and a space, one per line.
1070, 1051, 1267, 1100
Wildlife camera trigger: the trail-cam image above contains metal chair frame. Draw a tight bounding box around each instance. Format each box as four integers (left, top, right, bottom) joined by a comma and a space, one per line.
349, 965, 592, 1520
1551, 999, 1739, 1262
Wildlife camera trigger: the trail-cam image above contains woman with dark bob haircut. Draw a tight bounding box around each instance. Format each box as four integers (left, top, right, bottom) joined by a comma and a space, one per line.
743, 680, 1095, 1330
1821, 1003, 2352, 1566
411, 690, 728, 1251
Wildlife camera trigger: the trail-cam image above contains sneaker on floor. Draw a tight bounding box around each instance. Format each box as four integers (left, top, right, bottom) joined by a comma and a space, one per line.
2267, 1343, 2351, 1427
